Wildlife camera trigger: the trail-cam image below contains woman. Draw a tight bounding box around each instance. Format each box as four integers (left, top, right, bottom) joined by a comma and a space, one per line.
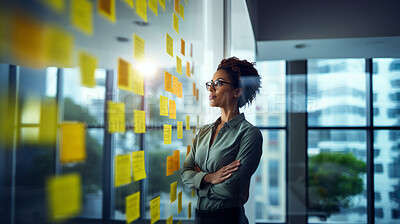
181, 57, 263, 224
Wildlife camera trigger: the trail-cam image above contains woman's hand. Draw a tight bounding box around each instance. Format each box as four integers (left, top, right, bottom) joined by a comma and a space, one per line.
202, 160, 240, 185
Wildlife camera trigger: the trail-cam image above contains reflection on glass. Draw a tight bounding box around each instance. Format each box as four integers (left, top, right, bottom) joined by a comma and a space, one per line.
63, 68, 106, 125
308, 130, 367, 223
374, 130, 400, 223
308, 59, 366, 127
245, 61, 285, 127
254, 130, 286, 222
62, 129, 104, 218
373, 59, 400, 126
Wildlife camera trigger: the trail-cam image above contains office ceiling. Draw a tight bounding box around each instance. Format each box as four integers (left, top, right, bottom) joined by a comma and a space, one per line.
245, 0, 400, 60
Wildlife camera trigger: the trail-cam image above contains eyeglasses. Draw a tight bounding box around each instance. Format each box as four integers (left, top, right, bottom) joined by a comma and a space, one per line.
205, 79, 234, 90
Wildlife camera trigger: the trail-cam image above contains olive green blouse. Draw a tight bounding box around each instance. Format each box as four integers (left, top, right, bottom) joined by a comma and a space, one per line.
181, 113, 263, 211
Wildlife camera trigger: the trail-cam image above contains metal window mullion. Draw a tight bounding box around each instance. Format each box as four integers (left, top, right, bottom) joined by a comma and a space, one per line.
55, 68, 64, 176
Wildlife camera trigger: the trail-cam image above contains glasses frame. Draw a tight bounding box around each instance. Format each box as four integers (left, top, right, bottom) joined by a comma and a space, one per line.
205, 80, 234, 90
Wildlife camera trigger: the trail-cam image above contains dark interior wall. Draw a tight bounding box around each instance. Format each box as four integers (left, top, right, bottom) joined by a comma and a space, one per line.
246, 0, 400, 41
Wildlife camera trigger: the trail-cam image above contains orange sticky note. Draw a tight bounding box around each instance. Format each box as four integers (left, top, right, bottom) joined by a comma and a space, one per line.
166, 156, 174, 176
118, 58, 132, 91
134, 34, 145, 60
192, 83, 196, 96
60, 122, 86, 163
164, 71, 172, 92
160, 95, 169, 116
169, 100, 176, 119
186, 145, 190, 157
166, 33, 173, 57
174, 0, 180, 13
71, 0, 93, 35
172, 76, 179, 96
46, 173, 82, 222
176, 56, 182, 75
196, 89, 199, 101
136, 0, 148, 22
186, 61, 190, 77
98, 0, 116, 23
177, 81, 182, 99
181, 39, 185, 56
149, 0, 158, 16
173, 12, 179, 34
173, 150, 180, 171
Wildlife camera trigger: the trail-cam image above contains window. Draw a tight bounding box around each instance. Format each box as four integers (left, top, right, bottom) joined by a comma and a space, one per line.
375, 164, 384, 173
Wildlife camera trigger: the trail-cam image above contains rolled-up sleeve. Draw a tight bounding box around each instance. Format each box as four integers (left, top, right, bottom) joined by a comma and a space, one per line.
181, 130, 209, 189
197, 128, 263, 200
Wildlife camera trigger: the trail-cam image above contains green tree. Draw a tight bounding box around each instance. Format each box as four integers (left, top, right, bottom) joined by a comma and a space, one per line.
308, 152, 366, 221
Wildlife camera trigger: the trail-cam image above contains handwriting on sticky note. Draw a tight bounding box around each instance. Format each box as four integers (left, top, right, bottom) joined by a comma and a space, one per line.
176, 56, 182, 75
170, 181, 177, 202
132, 151, 146, 181
179, 3, 184, 20
165, 71, 172, 92
79, 51, 97, 88
164, 124, 172, 145
149, 0, 158, 15
166, 33, 173, 57
60, 122, 86, 163
177, 122, 183, 139
118, 58, 132, 91
178, 191, 182, 213
46, 173, 82, 222
166, 156, 174, 176
108, 101, 126, 133
136, 0, 147, 22
167, 215, 173, 224
134, 110, 146, 133
133, 69, 144, 95
71, 0, 93, 35
115, 154, 131, 187
173, 12, 179, 34
134, 34, 145, 60
150, 196, 160, 224
126, 191, 140, 223
174, 150, 180, 171
160, 95, 169, 116
169, 100, 176, 119
159, 0, 166, 11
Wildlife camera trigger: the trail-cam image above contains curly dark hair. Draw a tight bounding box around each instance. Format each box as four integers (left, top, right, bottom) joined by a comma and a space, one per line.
217, 56, 261, 108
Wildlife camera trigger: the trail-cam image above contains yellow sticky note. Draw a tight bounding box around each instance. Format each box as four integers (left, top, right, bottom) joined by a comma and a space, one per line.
118, 58, 132, 91
172, 76, 179, 96
181, 39, 185, 56
178, 191, 182, 213
136, 0, 147, 23
43, 0, 66, 13
158, 0, 165, 11
179, 3, 184, 20
174, 0, 180, 13
134, 34, 145, 60
79, 51, 97, 88
132, 151, 147, 181
166, 33, 173, 57
173, 12, 179, 34
169, 100, 176, 119
126, 191, 140, 223
164, 71, 172, 92
176, 56, 182, 75
133, 69, 144, 96
166, 156, 174, 176
108, 101, 126, 133
115, 154, 131, 187
191, 189, 195, 197
46, 174, 81, 222
188, 202, 192, 219
167, 215, 173, 224
177, 81, 183, 99
177, 122, 183, 139
60, 122, 86, 163
124, 0, 134, 8
160, 95, 169, 116
170, 181, 177, 202
149, 0, 158, 16
186, 116, 190, 130
39, 100, 58, 144
46, 25, 74, 68
173, 150, 180, 171
134, 110, 146, 133
11, 16, 47, 68
186, 145, 190, 157
71, 0, 93, 35
98, 0, 116, 23
164, 124, 172, 145
177, 221, 182, 224
186, 61, 190, 77
150, 196, 160, 224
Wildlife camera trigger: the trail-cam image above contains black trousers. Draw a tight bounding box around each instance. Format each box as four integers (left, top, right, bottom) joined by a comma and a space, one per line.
195, 206, 249, 224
